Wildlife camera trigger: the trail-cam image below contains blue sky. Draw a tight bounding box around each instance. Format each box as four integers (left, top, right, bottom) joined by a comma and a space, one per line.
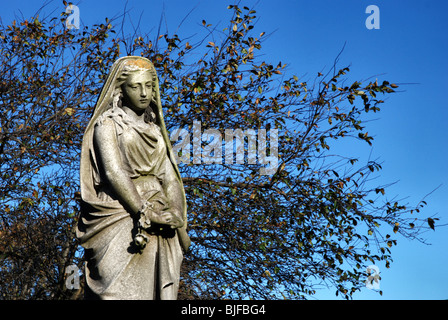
2, 0, 447, 299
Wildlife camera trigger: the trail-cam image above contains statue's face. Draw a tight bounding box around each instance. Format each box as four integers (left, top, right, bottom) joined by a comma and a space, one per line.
121, 70, 153, 112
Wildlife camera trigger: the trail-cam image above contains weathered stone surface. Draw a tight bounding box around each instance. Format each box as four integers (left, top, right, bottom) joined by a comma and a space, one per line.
77, 56, 190, 300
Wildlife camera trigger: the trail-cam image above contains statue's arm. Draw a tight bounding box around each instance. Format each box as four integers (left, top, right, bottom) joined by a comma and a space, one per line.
162, 158, 185, 228
93, 118, 143, 216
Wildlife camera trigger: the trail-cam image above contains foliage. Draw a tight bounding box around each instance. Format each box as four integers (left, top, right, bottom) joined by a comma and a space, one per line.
0, 3, 438, 299
0, 7, 118, 299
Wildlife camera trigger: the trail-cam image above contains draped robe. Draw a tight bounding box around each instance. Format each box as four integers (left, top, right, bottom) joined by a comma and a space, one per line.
77, 106, 183, 300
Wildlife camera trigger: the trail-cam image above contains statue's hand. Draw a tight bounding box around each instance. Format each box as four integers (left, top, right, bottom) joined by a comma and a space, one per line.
159, 210, 184, 229
140, 202, 183, 229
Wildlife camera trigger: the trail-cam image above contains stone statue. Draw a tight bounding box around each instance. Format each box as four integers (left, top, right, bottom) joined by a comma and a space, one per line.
77, 56, 190, 300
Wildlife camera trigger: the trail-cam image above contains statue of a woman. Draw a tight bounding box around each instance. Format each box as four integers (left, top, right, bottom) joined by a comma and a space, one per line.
77, 56, 190, 300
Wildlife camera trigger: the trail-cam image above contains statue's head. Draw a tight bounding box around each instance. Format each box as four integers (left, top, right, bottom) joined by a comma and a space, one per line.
113, 58, 158, 122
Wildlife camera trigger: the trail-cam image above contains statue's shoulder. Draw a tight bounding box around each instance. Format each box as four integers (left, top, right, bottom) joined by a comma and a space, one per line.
95, 107, 124, 127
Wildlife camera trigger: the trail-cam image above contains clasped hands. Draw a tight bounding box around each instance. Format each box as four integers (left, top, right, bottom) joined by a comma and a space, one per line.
134, 200, 183, 250
137, 200, 184, 230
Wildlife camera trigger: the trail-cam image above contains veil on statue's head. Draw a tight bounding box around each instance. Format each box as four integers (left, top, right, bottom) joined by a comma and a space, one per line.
79, 56, 189, 250
84, 56, 162, 133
